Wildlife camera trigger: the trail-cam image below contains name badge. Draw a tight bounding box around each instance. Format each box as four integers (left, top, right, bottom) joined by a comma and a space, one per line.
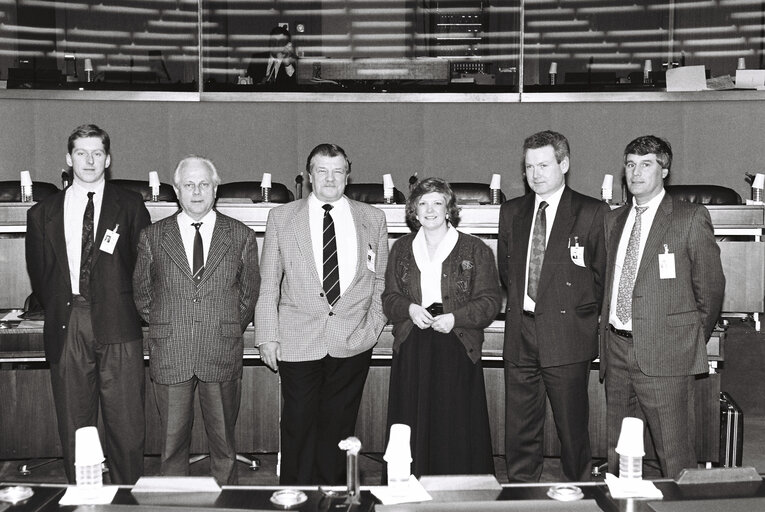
367, 245, 376, 273
99, 224, 120, 254
658, 244, 676, 279
569, 236, 585, 267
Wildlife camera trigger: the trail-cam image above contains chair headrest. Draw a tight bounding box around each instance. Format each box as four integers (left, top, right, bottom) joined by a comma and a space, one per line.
0, 180, 59, 202
216, 181, 294, 203
109, 179, 178, 202
665, 185, 742, 205
344, 183, 405, 204
449, 182, 506, 204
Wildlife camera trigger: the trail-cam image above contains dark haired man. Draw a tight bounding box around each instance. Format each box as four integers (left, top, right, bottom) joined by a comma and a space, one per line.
255, 143, 388, 484
499, 130, 608, 482
247, 25, 298, 88
26, 124, 150, 484
600, 135, 724, 478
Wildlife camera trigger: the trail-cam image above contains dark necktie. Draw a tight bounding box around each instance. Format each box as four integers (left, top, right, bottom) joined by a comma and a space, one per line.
79, 191, 95, 300
527, 201, 548, 302
322, 204, 340, 307
616, 206, 648, 323
192, 222, 204, 284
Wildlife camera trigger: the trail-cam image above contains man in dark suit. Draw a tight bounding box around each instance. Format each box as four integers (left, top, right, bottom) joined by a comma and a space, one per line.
133, 156, 260, 484
600, 135, 724, 478
25, 124, 151, 484
255, 143, 388, 485
247, 25, 298, 89
498, 130, 608, 482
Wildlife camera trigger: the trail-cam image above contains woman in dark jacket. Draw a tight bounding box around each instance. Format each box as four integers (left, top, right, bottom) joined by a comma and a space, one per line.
382, 177, 502, 477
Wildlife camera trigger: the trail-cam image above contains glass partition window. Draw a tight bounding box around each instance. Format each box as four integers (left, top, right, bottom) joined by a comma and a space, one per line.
0, 0, 199, 90
201, 0, 521, 92
522, 0, 765, 91
0, 1, 763, 93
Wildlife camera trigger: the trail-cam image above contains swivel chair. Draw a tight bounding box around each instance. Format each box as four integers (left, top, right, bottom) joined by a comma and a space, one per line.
0, 180, 59, 202
216, 181, 294, 203
449, 182, 506, 204
344, 183, 405, 204
109, 178, 178, 202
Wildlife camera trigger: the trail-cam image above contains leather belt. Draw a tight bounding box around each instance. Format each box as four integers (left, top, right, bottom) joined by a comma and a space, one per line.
609, 324, 633, 338
522, 310, 535, 318
426, 303, 444, 316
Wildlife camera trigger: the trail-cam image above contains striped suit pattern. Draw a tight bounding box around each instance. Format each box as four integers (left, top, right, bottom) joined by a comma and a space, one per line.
598, 193, 725, 478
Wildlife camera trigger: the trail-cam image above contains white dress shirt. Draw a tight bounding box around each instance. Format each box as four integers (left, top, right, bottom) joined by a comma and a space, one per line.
177, 209, 216, 272
523, 184, 565, 312
609, 189, 666, 330
413, 225, 459, 307
309, 193, 358, 298
64, 179, 105, 295
266, 55, 295, 80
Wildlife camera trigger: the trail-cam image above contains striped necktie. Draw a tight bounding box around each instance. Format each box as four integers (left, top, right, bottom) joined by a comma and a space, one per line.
616, 206, 648, 323
79, 191, 95, 300
322, 204, 340, 307
527, 201, 548, 302
192, 222, 204, 284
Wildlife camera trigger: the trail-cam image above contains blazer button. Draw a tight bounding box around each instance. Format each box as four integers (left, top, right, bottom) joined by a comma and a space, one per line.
193, 298, 200, 303
61, 325, 66, 329
320, 292, 325, 297
560, 310, 566, 314
329, 312, 334, 316
66, 302, 70, 306
566, 282, 572, 287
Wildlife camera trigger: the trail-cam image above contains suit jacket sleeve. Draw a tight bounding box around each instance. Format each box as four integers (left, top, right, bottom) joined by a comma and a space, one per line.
588, 202, 610, 307
689, 206, 725, 339
382, 238, 412, 324
238, 229, 260, 333
132, 228, 153, 323
497, 202, 511, 289
25, 206, 46, 309
360, 209, 389, 337
451, 238, 502, 329
254, 210, 284, 345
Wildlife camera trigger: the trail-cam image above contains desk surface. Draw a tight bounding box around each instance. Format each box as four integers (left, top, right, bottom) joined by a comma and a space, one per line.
3, 478, 765, 512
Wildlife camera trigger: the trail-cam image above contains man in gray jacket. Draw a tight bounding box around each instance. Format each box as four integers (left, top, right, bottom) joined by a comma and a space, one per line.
133, 156, 260, 484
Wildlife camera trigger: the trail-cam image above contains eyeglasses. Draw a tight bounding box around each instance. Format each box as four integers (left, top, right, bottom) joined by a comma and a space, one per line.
181, 181, 212, 192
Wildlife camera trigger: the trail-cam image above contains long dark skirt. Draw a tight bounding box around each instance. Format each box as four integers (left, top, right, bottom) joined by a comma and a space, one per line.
386, 326, 494, 477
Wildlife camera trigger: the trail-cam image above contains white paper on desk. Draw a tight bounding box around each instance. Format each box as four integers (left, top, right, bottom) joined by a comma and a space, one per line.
58, 485, 118, 505
370, 475, 433, 505
17, 320, 44, 329
666, 66, 707, 92
735, 69, 765, 89
605, 473, 663, 499
1, 310, 23, 322
131, 476, 220, 493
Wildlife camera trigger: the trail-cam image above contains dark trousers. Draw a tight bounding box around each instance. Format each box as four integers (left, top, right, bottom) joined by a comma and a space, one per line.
504, 313, 592, 482
278, 349, 372, 485
152, 377, 242, 485
49, 299, 145, 484
605, 329, 696, 479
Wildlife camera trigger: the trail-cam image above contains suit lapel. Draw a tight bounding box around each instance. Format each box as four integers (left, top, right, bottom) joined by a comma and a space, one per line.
538, 187, 575, 297
161, 213, 193, 280
293, 200, 322, 285
45, 191, 70, 280
511, 194, 535, 303
605, 206, 631, 297
91, 183, 120, 268
636, 193, 672, 282
198, 213, 232, 287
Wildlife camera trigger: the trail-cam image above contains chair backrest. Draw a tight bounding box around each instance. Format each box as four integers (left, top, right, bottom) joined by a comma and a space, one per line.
109, 179, 178, 202
344, 183, 406, 204
665, 184, 742, 205
216, 181, 294, 203
449, 182, 506, 205
0, 180, 59, 202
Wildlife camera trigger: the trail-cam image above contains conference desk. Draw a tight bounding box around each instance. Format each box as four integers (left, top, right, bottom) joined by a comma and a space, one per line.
0, 201, 753, 465
2, 475, 765, 512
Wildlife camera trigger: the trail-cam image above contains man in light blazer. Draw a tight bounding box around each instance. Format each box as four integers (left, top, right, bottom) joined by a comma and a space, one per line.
498, 130, 608, 482
26, 124, 150, 484
599, 135, 724, 478
133, 156, 260, 484
256, 143, 388, 485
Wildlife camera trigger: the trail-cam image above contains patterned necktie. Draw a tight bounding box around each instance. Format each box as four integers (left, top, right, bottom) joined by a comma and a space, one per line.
616, 206, 648, 323
322, 204, 340, 307
192, 222, 204, 284
79, 191, 95, 300
527, 201, 548, 302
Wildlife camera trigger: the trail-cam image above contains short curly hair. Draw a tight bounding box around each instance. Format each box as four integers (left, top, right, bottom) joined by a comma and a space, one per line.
405, 177, 461, 230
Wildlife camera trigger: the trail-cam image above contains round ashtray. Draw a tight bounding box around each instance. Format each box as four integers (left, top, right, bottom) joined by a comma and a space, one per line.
547, 484, 584, 501
0, 485, 34, 504
270, 489, 308, 509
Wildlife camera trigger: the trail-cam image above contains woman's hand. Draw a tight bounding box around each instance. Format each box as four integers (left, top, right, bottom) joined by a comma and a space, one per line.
431, 313, 455, 333
408, 303, 434, 330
